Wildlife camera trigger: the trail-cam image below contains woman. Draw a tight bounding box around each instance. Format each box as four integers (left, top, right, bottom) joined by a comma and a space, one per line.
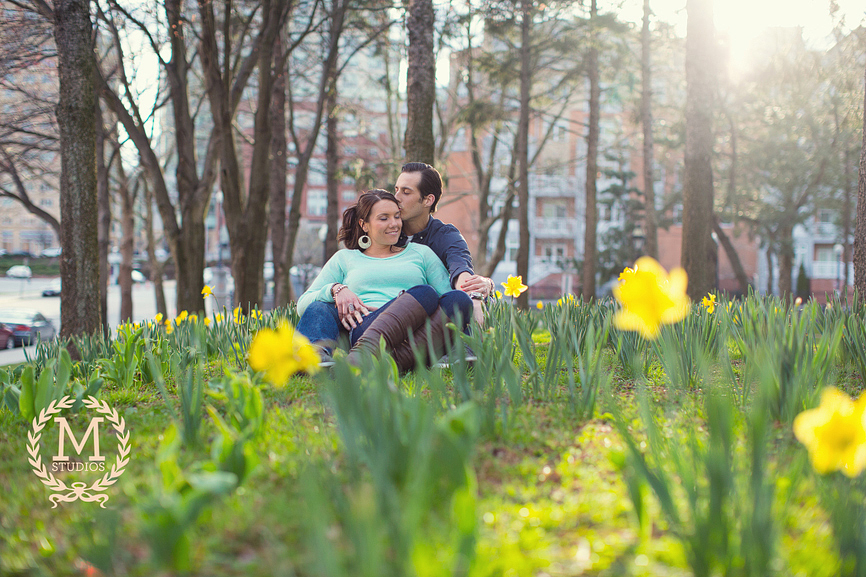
296, 189, 472, 370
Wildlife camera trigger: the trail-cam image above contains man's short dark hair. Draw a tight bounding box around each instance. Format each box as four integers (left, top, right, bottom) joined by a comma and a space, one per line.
401, 162, 442, 213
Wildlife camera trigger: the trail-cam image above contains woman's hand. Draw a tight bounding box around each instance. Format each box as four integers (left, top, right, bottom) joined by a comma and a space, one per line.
334, 288, 375, 330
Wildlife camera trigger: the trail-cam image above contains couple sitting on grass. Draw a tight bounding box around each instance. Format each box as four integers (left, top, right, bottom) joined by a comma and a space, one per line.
296, 162, 495, 370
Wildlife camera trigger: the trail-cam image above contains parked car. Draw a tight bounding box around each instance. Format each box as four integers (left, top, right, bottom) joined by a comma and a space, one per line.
42, 278, 62, 297
0, 309, 57, 346
0, 248, 7, 257
6, 265, 32, 279
0, 323, 14, 349
40, 247, 62, 258
114, 270, 147, 284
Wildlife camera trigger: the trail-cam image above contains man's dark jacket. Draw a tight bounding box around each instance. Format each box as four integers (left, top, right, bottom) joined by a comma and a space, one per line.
397, 217, 474, 289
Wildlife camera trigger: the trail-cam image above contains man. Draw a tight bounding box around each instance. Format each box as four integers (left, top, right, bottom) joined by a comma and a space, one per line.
296, 162, 494, 359
393, 162, 494, 325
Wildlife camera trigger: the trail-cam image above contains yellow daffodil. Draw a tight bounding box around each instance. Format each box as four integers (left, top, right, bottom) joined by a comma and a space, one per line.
502, 275, 528, 298
495, 290, 502, 299
204, 318, 211, 327
176, 310, 189, 323
233, 306, 243, 322
189, 314, 198, 323
165, 322, 174, 335
618, 266, 636, 282
214, 313, 224, 323
155, 312, 164, 323
202, 285, 213, 298
613, 256, 690, 340
536, 301, 543, 310
248, 321, 321, 383
251, 310, 263, 320
794, 388, 866, 477
701, 293, 717, 314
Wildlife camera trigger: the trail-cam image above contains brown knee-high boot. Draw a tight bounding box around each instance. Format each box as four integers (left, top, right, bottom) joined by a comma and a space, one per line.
346, 291, 430, 365
390, 308, 455, 372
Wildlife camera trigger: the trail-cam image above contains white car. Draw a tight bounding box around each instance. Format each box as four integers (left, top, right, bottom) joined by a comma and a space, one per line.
6, 265, 32, 279
41, 247, 62, 258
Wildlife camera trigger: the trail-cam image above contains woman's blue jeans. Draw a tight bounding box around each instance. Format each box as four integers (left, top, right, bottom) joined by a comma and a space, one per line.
296, 285, 473, 353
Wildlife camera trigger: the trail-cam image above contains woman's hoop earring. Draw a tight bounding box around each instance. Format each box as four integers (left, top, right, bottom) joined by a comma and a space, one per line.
358, 235, 371, 249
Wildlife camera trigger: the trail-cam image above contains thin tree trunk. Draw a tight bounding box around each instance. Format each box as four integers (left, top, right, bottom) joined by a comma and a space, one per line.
641, 0, 658, 259
582, 0, 599, 300
116, 157, 134, 322
515, 0, 532, 310
325, 87, 340, 260
854, 54, 866, 297
712, 217, 749, 293
143, 178, 167, 317
404, 0, 435, 164
270, 30, 289, 308
778, 224, 794, 298
283, 1, 348, 303
682, 0, 716, 300
844, 146, 853, 290
96, 101, 110, 334
55, 0, 100, 343
766, 246, 775, 295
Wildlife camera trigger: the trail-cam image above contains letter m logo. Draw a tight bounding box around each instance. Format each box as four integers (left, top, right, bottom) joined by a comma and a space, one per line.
52, 417, 106, 462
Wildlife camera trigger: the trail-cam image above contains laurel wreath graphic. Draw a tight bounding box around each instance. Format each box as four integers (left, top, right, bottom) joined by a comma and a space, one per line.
26, 395, 131, 508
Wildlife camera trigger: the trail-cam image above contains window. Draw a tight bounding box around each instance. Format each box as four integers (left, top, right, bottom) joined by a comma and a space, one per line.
542, 244, 566, 263
342, 190, 356, 202
542, 200, 567, 219
671, 203, 683, 225
40, 198, 53, 207
815, 246, 837, 262
307, 188, 326, 216
818, 209, 835, 224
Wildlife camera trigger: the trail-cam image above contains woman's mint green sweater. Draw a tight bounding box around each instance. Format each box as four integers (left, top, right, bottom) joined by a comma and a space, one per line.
297, 243, 452, 316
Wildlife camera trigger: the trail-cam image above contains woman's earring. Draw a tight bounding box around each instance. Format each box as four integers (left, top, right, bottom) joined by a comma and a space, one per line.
358, 235, 371, 249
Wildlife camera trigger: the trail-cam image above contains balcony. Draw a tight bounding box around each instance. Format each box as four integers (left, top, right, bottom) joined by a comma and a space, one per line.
534, 217, 576, 238
529, 175, 581, 198
811, 261, 854, 281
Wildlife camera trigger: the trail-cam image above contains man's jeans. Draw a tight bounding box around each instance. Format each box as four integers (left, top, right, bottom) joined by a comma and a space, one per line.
296, 285, 473, 353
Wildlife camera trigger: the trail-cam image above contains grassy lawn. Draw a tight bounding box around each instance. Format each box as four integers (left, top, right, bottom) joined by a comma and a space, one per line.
0, 295, 863, 576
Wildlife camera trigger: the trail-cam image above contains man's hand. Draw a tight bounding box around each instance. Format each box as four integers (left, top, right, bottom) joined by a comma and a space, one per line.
457, 272, 494, 297
334, 288, 376, 330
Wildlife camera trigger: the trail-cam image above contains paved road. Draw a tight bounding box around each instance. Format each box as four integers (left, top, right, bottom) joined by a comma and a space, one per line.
0, 277, 178, 367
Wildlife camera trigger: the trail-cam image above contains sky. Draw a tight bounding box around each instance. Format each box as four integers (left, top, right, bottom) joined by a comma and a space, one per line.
616, 0, 866, 72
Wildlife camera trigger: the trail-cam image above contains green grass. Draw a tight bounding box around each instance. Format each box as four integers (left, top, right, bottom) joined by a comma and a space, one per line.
1, 296, 863, 576
0, 256, 60, 277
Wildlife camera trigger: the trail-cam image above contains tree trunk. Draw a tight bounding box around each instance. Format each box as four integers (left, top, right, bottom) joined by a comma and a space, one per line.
404, 0, 435, 164
325, 87, 340, 260
143, 178, 167, 317
766, 245, 775, 295
640, 0, 658, 259
681, 0, 716, 300
582, 0, 600, 300
199, 0, 284, 312
283, 1, 347, 303
712, 217, 749, 293
55, 0, 100, 343
854, 55, 866, 298
95, 102, 110, 334
844, 146, 853, 290
778, 223, 794, 298
515, 0, 532, 310
116, 159, 134, 322
270, 30, 289, 309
